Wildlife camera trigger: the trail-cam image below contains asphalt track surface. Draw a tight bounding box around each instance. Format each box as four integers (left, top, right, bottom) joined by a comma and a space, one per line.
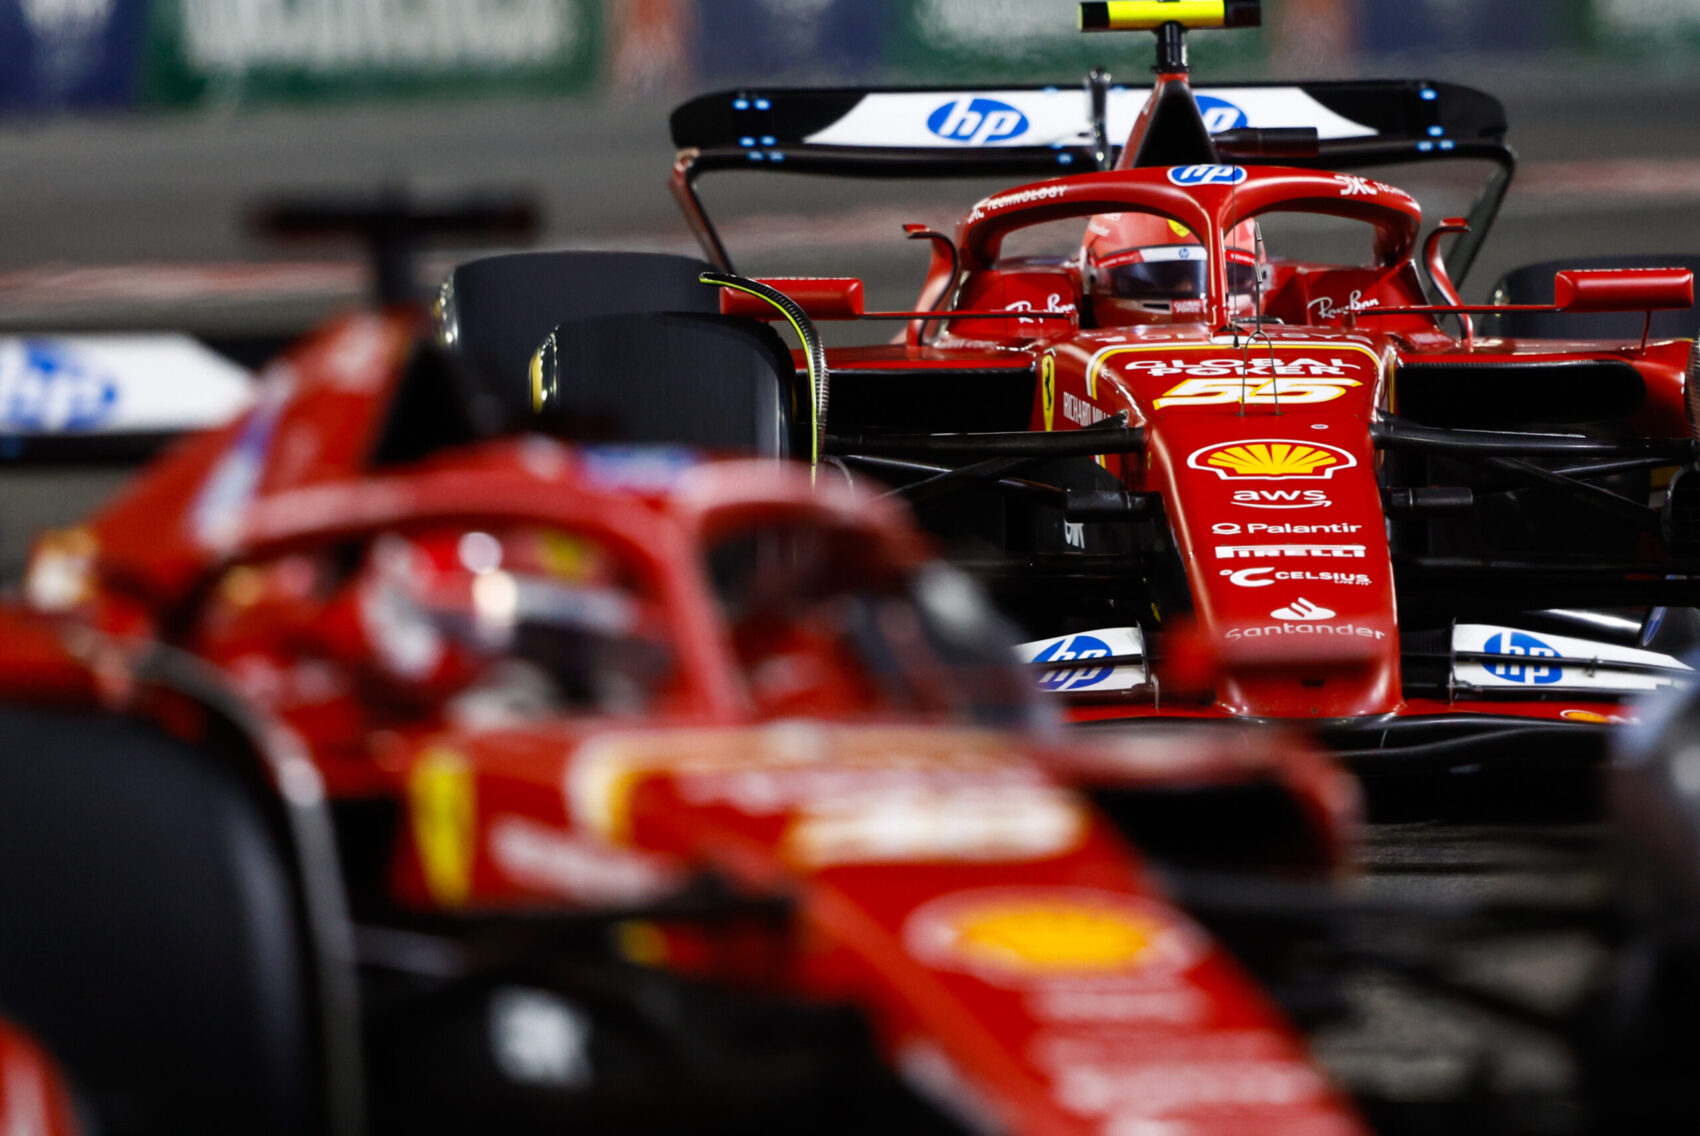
3, 66, 1699, 1130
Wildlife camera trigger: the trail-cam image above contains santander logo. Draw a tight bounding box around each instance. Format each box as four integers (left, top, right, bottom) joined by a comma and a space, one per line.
1272, 597, 1335, 621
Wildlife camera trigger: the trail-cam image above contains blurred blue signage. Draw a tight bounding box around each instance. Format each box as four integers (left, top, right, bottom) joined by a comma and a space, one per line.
693, 0, 887, 81
0, 0, 149, 111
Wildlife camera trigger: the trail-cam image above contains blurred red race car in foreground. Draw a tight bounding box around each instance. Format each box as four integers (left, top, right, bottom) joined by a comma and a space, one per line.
1, 304, 1360, 1134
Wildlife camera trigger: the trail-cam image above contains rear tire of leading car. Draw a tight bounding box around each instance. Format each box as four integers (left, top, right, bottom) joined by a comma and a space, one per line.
1480, 253, 1700, 340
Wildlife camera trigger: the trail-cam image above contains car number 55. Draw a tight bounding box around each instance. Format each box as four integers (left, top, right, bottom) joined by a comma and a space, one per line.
1153, 376, 1362, 408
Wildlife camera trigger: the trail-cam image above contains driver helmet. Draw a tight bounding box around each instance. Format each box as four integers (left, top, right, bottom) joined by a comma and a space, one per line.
337, 526, 656, 716
1083, 211, 1265, 325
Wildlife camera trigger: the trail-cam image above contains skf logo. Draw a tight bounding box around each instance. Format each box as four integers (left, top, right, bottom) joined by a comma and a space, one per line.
927, 97, 1029, 145
1167, 164, 1246, 186
1188, 440, 1358, 480
1196, 95, 1248, 134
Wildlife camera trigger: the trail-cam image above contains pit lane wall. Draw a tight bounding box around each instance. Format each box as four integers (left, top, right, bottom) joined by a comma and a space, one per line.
2, 0, 1697, 115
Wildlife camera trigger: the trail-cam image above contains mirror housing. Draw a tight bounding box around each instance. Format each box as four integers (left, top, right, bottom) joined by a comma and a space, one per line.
1555, 267, 1694, 313
719, 277, 864, 321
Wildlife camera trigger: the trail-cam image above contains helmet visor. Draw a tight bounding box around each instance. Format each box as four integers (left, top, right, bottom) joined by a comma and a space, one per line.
1101, 246, 1260, 305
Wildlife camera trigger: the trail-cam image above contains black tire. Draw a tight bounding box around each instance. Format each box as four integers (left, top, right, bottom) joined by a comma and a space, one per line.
0, 706, 318, 1136
438, 251, 721, 431
534, 311, 800, 458
1480, 253, 1700, 339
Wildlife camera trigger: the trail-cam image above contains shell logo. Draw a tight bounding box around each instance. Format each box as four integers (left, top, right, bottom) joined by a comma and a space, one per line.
905, 887, 1204, 983
1188, 439, 1358, 481
955, 904, 1158, 970
1561, 709, 1629, 724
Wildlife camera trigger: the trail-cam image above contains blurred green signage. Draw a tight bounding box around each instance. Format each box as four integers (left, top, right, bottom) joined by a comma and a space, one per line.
143, 0, 602, 106
886, 0, 1270, 84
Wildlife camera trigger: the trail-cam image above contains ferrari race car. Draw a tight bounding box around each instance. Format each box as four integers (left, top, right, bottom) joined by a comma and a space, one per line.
2, 349, 1363, 1135
552, 0, 1700, 783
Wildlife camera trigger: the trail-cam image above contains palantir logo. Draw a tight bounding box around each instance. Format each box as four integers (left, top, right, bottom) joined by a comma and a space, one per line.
1032, 634, 1113, 691
1483, 630, 1562, 685
1168, 164, 1247, 186
1195, 95, 1248, 134
927, 97, 1029, 146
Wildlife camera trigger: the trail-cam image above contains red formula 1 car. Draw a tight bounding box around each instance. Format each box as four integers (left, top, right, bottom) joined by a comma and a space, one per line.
550, 0, 1700, 791
1, 297, 1362, 1135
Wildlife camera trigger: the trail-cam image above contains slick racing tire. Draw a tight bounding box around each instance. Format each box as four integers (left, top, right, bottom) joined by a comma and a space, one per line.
0, 706, 319, 1136
437, 250, 721, 428
1480, 253, 1700, 340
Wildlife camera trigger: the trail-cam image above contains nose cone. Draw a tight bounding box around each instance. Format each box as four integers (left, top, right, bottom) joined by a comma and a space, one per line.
1147, 420, 1401, 720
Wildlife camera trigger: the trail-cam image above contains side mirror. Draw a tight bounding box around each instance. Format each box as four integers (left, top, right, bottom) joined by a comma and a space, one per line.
1555, 267, 1694, 313
718, 277, 865, 321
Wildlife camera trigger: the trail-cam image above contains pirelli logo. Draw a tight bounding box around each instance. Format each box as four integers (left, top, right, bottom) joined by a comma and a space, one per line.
1215, 544, 1366, 559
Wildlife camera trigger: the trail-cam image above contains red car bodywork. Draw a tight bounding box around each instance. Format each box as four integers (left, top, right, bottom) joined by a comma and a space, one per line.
0, 1019, 81, 1136
4, 301, 1362, 1133
692, 119, 1693, 735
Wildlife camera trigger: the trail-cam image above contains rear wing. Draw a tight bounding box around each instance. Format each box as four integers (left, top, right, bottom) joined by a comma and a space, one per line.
669, 80, 1512, 282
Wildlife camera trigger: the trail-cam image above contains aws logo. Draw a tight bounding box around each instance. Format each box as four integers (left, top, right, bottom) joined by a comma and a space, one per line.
1233, 489, 1331, 509
927, 97, 1029, 145
1188, 440, 1358, 481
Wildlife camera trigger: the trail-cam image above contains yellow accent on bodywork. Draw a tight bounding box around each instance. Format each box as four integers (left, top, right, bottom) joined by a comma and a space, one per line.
1085, 339, 1383, 399
408, 747, 477, 906
709, 280, 822, 468
1041, 354, 1057, 430
529, 343, 546, 412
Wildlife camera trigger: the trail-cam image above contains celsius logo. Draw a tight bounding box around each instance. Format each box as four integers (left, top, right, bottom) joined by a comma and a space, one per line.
1031, 633, 1113, 691
927, 98, 1029, 146
1220, 567, 1373, 588
1167, 164, 1247, 186
1483, 630, 1562, 685
1196, 95, 1248, 134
